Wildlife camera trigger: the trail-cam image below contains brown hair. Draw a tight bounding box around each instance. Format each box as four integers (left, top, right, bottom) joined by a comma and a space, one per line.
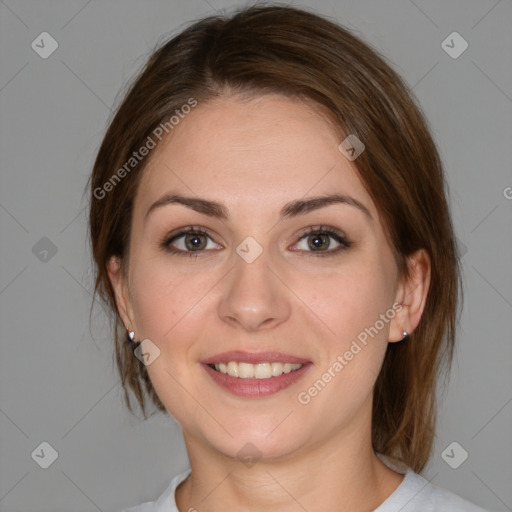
87, 3, 462, 473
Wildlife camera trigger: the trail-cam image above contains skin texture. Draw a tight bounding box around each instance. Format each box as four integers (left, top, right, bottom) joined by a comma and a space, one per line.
108, 94, 431, 511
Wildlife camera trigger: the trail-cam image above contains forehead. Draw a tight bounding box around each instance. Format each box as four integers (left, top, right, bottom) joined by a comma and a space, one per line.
135, 94, 377, 220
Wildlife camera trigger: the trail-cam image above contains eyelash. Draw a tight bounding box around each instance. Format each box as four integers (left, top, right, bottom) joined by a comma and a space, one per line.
160, 225, 352, 259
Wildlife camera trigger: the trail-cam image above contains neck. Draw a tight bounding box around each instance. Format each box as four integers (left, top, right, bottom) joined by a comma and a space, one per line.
175, 417, 404, 512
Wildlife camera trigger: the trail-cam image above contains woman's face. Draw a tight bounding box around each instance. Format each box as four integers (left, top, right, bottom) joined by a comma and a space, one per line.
109, 94, 419, 462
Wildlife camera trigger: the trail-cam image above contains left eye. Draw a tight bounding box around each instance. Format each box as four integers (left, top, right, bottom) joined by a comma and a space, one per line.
292, 227, 351, 256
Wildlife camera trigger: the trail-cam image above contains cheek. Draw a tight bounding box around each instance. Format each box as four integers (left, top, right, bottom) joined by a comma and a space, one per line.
295, 272, 391, 422
299, 257, 393, 344
128, 260, 212, 420
294, 256, 394, 396
129, 254, 209, 342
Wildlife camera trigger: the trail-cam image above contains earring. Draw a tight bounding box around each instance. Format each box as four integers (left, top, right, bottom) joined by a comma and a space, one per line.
127, 331, 140, 347
401, 331, 409, 341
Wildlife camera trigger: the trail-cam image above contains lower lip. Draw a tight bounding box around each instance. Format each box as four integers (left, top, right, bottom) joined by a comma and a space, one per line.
202, 363, 312, 398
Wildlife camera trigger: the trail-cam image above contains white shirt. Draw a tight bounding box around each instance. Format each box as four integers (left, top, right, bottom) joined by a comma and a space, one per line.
122, 462, 490, 512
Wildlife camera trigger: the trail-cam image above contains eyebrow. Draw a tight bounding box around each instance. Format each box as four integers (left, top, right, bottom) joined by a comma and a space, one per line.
144, 192, 373, 222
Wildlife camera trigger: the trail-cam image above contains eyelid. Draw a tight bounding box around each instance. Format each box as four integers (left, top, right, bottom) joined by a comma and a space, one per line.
294, 224, 348, 240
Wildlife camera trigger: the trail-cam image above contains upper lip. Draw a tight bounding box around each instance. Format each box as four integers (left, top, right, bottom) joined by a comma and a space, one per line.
201, 351, 310, 365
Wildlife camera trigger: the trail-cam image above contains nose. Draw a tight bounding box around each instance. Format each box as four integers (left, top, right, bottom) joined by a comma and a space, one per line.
217, 245, 291, 332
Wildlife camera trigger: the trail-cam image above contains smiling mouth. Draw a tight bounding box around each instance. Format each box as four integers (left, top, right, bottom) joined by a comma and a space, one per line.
208, 361, 303, 379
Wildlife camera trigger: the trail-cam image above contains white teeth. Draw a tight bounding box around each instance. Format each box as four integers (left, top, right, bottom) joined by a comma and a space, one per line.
271, 362, 284, 376
227, 361, 239, 377
254, 362, 271, 379
238, 362, 255, 378
213, 361, 303, 379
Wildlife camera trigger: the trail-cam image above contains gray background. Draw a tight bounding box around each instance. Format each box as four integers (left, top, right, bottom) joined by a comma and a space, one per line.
0, 0, 511, 511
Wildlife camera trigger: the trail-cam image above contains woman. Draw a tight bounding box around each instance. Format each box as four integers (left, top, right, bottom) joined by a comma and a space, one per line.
88, 4, 489, 511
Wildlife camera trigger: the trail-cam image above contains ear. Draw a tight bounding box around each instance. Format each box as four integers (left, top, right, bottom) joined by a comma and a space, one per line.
107, 255, 137, 334
388, 249, 431, 343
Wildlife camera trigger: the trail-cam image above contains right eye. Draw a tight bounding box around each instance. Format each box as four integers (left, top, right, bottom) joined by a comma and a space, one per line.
161, 227, 222, 257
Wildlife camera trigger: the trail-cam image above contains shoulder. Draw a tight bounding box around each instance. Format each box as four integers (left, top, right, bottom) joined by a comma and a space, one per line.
391, 470, 490, 512
118, 469, 191, 512
429, 480, 491, 512
375, 454, 491, 512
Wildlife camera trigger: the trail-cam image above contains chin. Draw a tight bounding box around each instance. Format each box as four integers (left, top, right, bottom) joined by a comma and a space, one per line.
205, 423, 307, 464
